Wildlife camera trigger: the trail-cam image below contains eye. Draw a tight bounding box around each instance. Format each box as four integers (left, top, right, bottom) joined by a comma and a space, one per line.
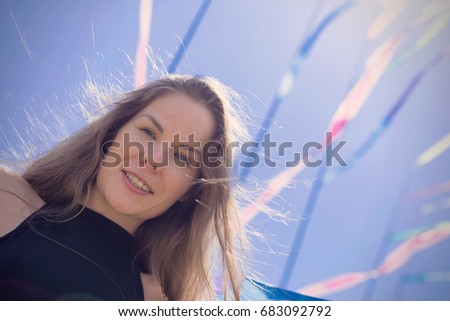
174, 153, 189, 163
140, 127, 156, 140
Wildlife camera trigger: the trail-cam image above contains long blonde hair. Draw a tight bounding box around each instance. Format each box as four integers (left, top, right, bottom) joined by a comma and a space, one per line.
20, 74, 249, 300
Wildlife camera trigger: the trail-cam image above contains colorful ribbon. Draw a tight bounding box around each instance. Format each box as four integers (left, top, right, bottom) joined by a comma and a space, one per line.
325, 49, 450, 183
238, 1, 354, 182
388, 10, 450, 72
367, 0, 408, 40
402, 180, 450, 202
297, 224, 450, 297
401, 271, 450, 283
414, 132, 450, 168
134, 0, 153, 88
389, 221, 450, 242
167, 0, 212, 74
412, 0, 450, 27
240, 34, 402, 225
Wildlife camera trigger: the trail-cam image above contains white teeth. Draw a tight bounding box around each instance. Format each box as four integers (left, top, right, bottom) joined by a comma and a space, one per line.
125, 172, 151, 193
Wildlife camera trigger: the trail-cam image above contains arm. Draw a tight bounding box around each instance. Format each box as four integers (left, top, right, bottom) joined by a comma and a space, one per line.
0, 166, 45, 237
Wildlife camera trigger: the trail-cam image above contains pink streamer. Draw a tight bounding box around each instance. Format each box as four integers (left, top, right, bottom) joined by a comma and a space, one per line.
402, 180, 450, 201
240, 35, 402, 225
376, 226, 450, 275
298, 272, 371, 297
376, 239, 416, 275
327, 33, 402, 140
240, 164, 306, 224
134, 0, 153, 88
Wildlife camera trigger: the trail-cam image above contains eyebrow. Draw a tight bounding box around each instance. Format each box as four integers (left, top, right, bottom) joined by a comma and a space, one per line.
139, 114, 202, 157
140, 114, 164, 134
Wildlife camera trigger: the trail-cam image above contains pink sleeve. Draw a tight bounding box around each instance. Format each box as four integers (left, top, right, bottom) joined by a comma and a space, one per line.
0, 166, 45, 236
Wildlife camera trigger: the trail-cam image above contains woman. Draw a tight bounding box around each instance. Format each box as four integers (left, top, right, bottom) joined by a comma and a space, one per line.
0, 74, 249, 300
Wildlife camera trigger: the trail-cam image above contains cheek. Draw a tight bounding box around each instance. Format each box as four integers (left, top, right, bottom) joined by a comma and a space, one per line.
96, 165, 115, 191
168, 167, 198, 195
102, 138, 128, 167
110, 129, 142, 159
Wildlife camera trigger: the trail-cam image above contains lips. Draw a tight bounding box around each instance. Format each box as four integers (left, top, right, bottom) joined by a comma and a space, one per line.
122, 170, 154, 194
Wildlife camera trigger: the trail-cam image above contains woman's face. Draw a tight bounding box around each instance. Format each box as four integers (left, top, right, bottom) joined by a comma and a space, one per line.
87, 92, 215, 233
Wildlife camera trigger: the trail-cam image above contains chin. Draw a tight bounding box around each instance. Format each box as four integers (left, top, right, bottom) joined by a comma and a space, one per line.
115, 199, 142, 215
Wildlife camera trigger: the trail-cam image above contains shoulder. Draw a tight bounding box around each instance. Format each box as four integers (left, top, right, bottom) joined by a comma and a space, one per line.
0, 166, 45, 237
140, 273, 168, 301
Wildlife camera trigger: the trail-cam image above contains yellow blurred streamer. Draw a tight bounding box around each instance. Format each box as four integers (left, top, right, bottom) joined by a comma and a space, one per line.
413, 0, 450, 26
387, 8, 450, 72
415, 10, 450, 50
414, 132, 450, 168
367, 0, 407, 40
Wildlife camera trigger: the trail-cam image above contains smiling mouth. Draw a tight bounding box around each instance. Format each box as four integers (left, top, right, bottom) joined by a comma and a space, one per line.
122, 170, 153, 194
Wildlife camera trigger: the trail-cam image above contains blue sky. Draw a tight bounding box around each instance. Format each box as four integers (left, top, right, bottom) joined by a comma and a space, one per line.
1, 0, 449, 300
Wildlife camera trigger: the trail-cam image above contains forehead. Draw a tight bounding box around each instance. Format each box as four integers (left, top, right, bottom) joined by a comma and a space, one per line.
135, 93, 216, 143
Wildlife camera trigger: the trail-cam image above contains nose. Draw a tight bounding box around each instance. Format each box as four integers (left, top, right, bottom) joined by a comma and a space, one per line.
146, 158, 159, 171
144, 142, 166, 171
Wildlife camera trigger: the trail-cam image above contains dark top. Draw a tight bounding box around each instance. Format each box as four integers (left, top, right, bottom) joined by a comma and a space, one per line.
0, 203, 144, 300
